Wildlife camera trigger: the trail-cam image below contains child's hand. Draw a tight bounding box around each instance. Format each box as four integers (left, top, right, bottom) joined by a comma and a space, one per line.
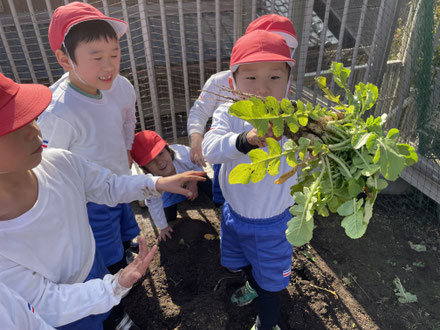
186, 181, 199, 201
156, 171, 206, 198
158, 226, 174, 242
246, 128, 267, 148
190, 133, 206, 167
118, 236, 157, 288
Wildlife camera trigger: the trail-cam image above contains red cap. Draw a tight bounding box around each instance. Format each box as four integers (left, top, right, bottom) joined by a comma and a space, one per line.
131, 130, 167, 167
48, 2, 128, 54
246, 14, 298, 49
230, 30, 295, 72
0, 73, 52, 137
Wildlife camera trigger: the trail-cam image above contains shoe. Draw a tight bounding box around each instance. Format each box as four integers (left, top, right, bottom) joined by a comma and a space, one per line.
225, 267, 242, 274
250, 324, 280, 330
115, 312, 140, 330
230, 281, 258, 306
130, 237, 139, 249
125, 249, 138, 265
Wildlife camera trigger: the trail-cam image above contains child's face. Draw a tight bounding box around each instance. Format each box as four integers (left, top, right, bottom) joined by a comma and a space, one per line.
144, 147, 176, 177
70, 37, 121, 95
235, 62, 290, 101
0, 120, 43, 174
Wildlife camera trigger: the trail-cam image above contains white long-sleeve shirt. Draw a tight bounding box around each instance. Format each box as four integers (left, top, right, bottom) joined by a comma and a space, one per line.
202, 103, 297, 219
0, 148, 160, 327
187, 70, 232, 136
0, 283, 55, 330
146, 144, 202, 229
37, 74, 137, 176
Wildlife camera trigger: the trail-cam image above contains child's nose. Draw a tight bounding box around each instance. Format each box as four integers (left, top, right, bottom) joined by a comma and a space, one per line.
255, 83, 271, 97
25, 121, 41, 140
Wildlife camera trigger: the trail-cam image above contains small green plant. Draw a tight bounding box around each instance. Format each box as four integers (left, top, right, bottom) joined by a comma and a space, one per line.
227, 62, 418, 246
393, 276, 418, 303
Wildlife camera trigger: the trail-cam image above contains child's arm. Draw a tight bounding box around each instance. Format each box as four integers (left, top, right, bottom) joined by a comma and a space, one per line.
187, 72, 229, 167
0, 283, 55, 330
121, 77, 137, 156
145, 196, 174, 241
0, 236, 156, 328
64, 151, 205, 205
202, 105, 246, 164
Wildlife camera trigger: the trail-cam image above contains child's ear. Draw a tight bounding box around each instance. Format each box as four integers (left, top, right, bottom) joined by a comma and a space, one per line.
228, 76, 234, 89
55, 49, 73, 71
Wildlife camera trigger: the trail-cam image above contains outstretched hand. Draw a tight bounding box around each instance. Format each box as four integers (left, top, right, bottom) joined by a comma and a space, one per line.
156, 171, 206, 198
190, 133, 206, 167
118, 236, 157, 288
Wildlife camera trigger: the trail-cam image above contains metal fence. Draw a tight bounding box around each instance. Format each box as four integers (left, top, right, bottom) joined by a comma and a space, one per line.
1, 0, 439, 219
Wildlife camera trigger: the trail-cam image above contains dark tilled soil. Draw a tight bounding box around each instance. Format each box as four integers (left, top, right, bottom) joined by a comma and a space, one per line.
123, 193, 440, 330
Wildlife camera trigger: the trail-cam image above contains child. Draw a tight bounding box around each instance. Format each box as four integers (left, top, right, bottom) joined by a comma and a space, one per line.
130, 130, 213, 242
202, 30, 297, 330
0, 72, 205, 329
187, 14, 297, 206
37, 2, 140, 275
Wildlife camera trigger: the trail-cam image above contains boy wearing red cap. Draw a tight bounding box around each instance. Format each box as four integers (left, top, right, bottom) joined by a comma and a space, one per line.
131, 130, 213, 242
0, 72, 205, 329
187, 14, 297, 207
202, 30, 297, 330
38, 2, 140, 278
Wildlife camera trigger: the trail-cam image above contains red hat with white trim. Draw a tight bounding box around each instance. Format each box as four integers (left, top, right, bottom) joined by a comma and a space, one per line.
131, 130, 167, 167
246, 14, 298, 49
230, 30, 295, 73
0, 73, 52, 137
48, 1, 128, 54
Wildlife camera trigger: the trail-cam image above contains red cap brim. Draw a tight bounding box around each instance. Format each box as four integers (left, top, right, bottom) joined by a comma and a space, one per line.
0, 84, 52, 137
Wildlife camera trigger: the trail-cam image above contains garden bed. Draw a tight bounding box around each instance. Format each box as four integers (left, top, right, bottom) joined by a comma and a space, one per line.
123, 192, 440, 329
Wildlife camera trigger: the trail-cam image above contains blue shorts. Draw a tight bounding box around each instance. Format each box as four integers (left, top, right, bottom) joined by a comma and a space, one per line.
162, 191, 187, 208
57, 250, 110, 330
212, 164, 225, 205
221, 202, 293, 292
87, 203, 140, 267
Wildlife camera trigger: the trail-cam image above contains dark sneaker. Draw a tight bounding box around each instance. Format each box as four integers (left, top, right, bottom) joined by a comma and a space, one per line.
250, 324, 280, 330
115, 313, 140, 330
230, 281, 258, 306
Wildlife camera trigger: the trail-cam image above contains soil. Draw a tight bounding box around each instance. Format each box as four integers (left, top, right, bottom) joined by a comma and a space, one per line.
123, 192, 440, 330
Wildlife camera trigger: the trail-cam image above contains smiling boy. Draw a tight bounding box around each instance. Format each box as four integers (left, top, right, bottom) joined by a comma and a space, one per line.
202, 30, 297, 330
38, 2, 139, 274
36, 2, 142, 328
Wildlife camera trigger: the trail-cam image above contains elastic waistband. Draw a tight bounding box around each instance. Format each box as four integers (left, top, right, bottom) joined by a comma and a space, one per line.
224, 201, 291, 225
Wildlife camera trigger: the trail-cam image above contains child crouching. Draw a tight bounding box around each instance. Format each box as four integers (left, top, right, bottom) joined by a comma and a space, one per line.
0, 73, 205, 329
131, 130, 213, 242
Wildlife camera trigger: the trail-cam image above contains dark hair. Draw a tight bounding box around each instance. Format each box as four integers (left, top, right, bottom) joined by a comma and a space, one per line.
61, 20, 118, 63
140, 144, 175, 174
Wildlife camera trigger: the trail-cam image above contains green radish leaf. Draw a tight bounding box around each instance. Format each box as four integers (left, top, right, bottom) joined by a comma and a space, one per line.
352, 133, 373, 149
373, 137, 406, 181
265, 96, 280, 115
281, 98, 295, 114
348, 178, 363, 198
341, 209, 367, 239
397, 144, 418, 165
229, 163, 252, 184
271, 118, 284, 137
285, 116, 299, 133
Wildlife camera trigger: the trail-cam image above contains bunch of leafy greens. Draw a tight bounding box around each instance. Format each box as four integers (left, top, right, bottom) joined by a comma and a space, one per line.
228, 62, 418, 247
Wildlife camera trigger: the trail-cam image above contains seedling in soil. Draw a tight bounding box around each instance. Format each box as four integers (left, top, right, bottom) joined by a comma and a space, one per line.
224, 62, 418, 246
393, 276, 418, 303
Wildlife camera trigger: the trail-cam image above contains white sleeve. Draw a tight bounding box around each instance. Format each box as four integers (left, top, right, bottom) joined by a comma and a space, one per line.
0, 283, 55, 330
187, 74, 222, 136
0, 259, 130, 327
122, 85, 137, 150
37, 113, 77, 150
202, 106, 244, 164
145, 197, 169, 230
67, 151, 161, 204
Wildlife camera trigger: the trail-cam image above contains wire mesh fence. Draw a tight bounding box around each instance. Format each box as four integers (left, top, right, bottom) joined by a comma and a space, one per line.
0, 0, 439, 222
